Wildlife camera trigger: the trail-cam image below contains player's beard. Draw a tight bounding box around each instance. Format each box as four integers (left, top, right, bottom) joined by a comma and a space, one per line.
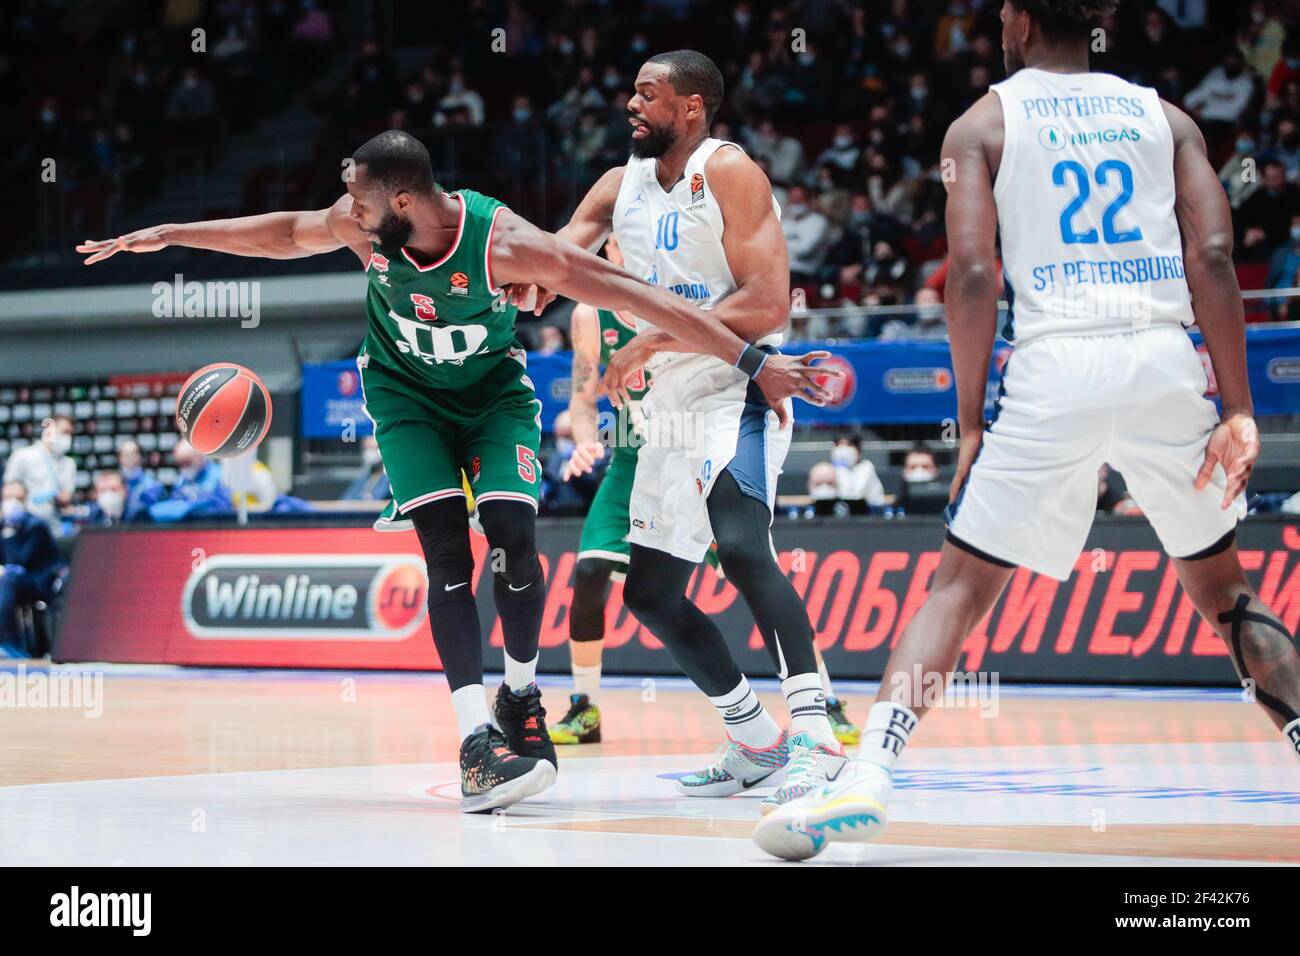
1004, 46, 1025, 75
629, 121, 676, 159
372, 209, 414, 250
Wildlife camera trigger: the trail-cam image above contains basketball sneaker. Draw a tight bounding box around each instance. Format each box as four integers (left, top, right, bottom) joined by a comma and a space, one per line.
759, 731, 848, 815
752, 760, 892, 861
826, 696, 860, 746
459, 724, 556, 814
493, 682, 558, 767
548, 693, 602, 744
675, 731, 789, 797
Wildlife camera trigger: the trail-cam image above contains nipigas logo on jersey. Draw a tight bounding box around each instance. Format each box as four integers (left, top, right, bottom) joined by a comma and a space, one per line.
182, 555, 428, 639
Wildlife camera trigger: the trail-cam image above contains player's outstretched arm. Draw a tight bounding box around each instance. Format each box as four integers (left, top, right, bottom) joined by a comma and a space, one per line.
564, 303, 606, 479
490, 210, 835, 423
1164, 100, 1258, 506
509, 166, 623, 314
77, 194, 371, 265
941, 94, 1003, 501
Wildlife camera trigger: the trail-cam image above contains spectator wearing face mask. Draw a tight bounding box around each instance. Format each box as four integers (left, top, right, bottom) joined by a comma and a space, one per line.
1184, 51, 1255, 156
85, 471, 129, 526
829, 437, 890, 507
1267, 215, 1300, 289
115, 439, 164, 521
148, 441, 233, 522
783, 184, 831, 287
1220, 131, 1260, 208
343, 436, 391, 501
899, 446, 948, 515
0, 482, 67, 658
3, 416, 76, 532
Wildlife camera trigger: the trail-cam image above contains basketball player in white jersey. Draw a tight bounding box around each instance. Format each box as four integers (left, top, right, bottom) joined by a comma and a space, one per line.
514, 50, 848, 809
755, 0, 1300, 860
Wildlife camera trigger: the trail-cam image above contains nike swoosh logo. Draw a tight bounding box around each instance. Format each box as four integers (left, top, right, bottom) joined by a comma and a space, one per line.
742, 771, 777, 790
508, 583, 531, 592
444, 582, 468, 591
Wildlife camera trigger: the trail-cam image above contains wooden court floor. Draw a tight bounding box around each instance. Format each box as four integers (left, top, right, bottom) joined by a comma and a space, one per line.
1, 664, 1295, 866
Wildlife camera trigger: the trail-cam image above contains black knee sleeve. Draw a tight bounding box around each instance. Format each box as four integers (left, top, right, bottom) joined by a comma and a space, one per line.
410, 497, 475, 609
477, 500, 543, 591
571, 557, 616, 643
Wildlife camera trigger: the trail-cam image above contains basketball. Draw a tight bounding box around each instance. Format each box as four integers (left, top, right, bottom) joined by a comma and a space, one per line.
175, 363, 272, 459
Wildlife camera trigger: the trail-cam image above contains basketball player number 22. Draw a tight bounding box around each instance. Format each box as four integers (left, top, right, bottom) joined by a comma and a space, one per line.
1051, 159, 1144, 245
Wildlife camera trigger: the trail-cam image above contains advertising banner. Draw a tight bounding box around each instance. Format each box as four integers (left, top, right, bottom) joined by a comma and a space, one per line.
300, 325, 1300, 436
55, 516, 1300, 685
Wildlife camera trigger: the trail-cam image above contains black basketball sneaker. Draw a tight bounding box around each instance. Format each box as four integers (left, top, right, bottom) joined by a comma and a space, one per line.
459, 725, 556, 814
493, 683, 559, 768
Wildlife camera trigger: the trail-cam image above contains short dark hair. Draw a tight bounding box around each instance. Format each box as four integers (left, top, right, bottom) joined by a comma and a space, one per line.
646, 49, 724, 123
1008, 0, 1117, 41
352, 129, 435, 195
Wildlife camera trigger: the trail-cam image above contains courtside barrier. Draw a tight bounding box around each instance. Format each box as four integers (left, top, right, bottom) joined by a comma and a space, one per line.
54, 515, 1300, 684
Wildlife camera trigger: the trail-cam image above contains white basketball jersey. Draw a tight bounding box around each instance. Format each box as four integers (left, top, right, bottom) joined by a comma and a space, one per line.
989, 68, 1192, 344
612, 138, 781, 373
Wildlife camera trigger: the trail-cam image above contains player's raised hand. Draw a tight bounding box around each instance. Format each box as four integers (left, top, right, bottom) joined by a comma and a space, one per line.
948, 430, 984, 504
754, 351, 842, 429
77, 226, 169, 264
561, 441, 605, 481
1195, 412, 1258, 510
507, 283, 558, 316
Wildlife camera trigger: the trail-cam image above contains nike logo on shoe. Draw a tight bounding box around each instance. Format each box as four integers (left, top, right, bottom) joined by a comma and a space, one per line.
445, 582, 468, 591
507, 583, 531, 592
742, 770, 778, 790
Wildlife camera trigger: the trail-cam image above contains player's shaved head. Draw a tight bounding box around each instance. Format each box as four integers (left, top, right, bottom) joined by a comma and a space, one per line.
352, 129, 436, 197
646, 50, 724, 123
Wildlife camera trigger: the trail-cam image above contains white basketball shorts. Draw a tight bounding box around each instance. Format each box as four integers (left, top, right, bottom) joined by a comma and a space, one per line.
627, 353, 791, 563
947, 325, 1245, 580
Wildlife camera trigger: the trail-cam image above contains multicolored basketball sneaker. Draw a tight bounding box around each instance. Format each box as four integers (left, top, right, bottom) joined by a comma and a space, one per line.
493, 682, 558, 768
752, 760, 892, 860
675, 731, 790, 797
826, 696, 860, 746
759, 731, 848, 815
549, 693, 602, 744
459, 724, 556, 814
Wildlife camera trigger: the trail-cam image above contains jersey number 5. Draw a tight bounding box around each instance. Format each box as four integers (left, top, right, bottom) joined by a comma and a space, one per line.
1051, 159, 1144, 245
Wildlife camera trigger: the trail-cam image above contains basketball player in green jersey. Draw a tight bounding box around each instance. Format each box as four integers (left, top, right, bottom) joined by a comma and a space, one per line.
78, 129, 836, 813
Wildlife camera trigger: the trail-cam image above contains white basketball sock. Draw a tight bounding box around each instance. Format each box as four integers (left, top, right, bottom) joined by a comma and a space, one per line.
710, 677, 782, 749
817, 655, 836, 699
503, 650, 538, 692
1283, 717, 1300, 759
856, 701, 919, 772
782, 672, 838, 748
451, 684, 493, 741
572, 661, 601, 700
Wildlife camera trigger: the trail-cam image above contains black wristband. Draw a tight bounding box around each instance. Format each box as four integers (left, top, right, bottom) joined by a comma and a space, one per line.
736, 344, 768, 379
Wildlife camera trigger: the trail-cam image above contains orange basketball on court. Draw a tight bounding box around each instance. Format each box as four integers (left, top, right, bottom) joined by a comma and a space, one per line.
175, 363, 272, 459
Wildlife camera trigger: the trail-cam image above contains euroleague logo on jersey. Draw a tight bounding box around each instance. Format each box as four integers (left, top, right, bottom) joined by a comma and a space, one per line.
603, 328, 620, 346
689, 173, 706, 205
449, 271, 471, 296
181, 554, 428, 639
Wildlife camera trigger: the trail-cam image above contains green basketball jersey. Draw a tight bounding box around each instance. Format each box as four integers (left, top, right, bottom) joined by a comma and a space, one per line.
596, 308, 650, 463
361, 189, 519, 390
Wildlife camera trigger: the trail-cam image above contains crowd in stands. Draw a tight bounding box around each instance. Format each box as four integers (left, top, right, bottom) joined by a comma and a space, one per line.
10, 2, 1300, 335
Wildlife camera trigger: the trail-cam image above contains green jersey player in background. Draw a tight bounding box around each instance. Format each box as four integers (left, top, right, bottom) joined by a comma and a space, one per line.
78, 129, 836, 814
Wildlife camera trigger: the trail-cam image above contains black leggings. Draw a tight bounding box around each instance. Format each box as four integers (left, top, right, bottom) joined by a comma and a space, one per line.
623, 468, 817, 696
410, 496, 546, 691
570, 557, 619, 643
